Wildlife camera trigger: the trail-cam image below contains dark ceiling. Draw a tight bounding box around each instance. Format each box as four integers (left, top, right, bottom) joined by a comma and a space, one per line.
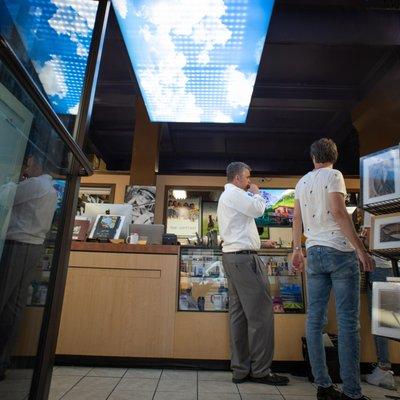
87, 0, 400, 176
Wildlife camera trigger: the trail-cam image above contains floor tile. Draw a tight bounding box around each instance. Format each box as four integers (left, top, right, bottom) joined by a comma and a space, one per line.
52, 366, 93, 377
241, 395, 284, 400
238, 382, 281, 395
6, 369, 34, 380
115, 377, 158, 392
124, 368, 162, 379
0, 393, 28, 400
360, 382, 399, 397
108, 390, 154, 400
160, 369, 197, 381
198, 394, 241, 400
58, 376, 119, 400
0, 379, 31, 392
277, 382, 317, 395
198, 371, 232, 382
87, 368, 127, 378
283, 396, 315, 400
198, 380, 239, 394
48, 375, 83, 400
156, 378, 197, 393
154, 391, 197, 400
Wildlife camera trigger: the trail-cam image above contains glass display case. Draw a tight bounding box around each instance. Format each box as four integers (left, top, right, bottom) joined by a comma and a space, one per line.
178, 247, 305, 313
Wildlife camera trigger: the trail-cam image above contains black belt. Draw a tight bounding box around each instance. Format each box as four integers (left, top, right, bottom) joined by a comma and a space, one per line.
227, 250, 257, 254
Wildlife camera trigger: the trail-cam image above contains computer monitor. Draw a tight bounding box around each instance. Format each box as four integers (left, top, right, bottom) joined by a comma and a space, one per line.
83, 203, 133, 238
129, 224, 165, 245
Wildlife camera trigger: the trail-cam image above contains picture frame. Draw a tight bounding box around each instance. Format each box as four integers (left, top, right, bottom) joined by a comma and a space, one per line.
124, 185, 156, 224
201, 201, 218, 236
372, 281, 400, 340
370, 212, 400, 253
88, 214, 125, 240
78, 183, 116, 215
360, 145, 400, 212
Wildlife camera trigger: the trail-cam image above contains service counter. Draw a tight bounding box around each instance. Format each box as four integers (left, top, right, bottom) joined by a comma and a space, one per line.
54, 243, 400, 365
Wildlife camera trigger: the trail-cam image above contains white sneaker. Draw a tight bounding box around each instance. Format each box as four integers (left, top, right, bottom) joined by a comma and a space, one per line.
365, 366, 396, 390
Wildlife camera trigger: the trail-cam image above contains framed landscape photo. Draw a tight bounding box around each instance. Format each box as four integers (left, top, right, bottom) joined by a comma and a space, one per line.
370, 212, 400, 253
89, 214, 125, 240
372, 281, 400, 340
360, 145, 400, 209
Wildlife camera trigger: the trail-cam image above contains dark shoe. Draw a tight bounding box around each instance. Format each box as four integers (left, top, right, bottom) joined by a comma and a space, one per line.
341, 394, 371, 400
232, 374, 250, 384
250, 372, 289, 386
317, 385, 341, 400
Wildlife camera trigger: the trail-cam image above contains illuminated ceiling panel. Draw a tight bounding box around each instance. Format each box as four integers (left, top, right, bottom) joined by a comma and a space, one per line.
2, 0, 98, 115
112, 0, 274, 123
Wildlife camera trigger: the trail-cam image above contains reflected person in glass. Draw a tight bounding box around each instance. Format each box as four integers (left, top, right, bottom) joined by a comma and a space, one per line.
0, 152, 57, 381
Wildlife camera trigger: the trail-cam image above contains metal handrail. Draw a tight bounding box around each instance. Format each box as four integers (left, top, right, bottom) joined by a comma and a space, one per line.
0, 35, 93, 176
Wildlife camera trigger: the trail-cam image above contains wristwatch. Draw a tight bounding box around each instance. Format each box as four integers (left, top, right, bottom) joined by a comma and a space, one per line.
294, 246, 302, 251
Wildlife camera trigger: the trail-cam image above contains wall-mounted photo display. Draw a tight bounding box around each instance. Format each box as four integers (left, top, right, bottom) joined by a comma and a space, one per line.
167, 197, 201, 237
78, 183, 116, 215
361, 145, 400, 208
255, 189, 295, 227
372, 281, 400, 340
72, 218, 90, 241
89, 214, 125, 240
202, 201, 219, 236
370, 212, 400, 253
125, 185, 156, 224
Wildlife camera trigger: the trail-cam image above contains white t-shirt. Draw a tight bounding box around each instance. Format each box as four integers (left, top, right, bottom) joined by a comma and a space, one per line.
6, 174, 58, 245
217, 183, 266, 253
295, 168, 354, 252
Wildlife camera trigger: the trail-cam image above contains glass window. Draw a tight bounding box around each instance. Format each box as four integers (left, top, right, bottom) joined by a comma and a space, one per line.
0, 55, 74, 397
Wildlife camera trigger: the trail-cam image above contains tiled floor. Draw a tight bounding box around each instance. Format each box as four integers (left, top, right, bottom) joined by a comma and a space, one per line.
0, 367, 398, 400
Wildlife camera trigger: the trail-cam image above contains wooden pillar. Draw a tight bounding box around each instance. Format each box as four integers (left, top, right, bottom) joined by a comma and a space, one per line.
130, 96, 160, 186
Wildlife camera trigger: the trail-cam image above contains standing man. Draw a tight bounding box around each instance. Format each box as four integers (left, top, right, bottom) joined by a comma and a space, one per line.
292, 138, 374, 400
217, 162, 289, 386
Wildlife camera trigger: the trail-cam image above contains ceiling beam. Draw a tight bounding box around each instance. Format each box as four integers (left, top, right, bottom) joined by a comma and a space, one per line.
267, 10, 400, 46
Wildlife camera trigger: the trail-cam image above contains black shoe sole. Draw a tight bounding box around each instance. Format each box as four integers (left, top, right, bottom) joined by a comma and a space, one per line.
249, 377, 289, 386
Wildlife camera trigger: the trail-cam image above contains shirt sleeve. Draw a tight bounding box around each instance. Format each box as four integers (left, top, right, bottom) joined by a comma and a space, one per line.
227, 190, 266, 218
327, 170, 347, 195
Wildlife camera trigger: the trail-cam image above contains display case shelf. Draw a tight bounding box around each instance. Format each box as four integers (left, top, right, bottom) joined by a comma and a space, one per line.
178, 246, 305, 313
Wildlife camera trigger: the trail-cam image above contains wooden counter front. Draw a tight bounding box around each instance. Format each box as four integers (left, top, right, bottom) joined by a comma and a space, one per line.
56, 243, 179, 358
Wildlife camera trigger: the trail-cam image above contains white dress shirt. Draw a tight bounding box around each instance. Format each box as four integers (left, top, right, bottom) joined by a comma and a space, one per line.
6, 174, 58, 245
217, 183, 266, 253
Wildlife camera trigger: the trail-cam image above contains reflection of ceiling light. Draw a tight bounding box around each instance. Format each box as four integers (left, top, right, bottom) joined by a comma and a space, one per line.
173, 190, 187, 200
112, 0, 274, 123
3, 0, 98, 115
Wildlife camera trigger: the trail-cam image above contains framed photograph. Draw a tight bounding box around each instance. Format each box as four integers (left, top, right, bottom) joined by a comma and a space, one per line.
72, 218, 90, 241
202, 201, 218, 236
78, 183, 116, 214
372, 281, 400, 340
166, 197, 201, 237
125, 185, 156, 224
361, 145, 400, 207
370, 212, 400, 253
255, 189, 295, 227
89, 214, 125, 240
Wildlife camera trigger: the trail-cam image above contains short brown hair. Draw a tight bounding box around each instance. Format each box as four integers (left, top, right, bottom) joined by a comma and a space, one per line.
310, 138, 338, 164
226, 162, 251, 182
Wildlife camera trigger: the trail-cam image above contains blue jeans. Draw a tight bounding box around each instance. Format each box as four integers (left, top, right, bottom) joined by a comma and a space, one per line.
366, 266, 393, 368
306, 246, 361, 399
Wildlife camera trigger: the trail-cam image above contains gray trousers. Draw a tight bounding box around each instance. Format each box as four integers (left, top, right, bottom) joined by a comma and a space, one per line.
222, 253, 274, 379
0, 240, 43, 368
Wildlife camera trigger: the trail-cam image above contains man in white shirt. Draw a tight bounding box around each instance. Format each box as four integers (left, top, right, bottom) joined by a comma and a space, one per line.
0, 153, 57, 380
292, 138, 374, 400
218, 162, 289, 386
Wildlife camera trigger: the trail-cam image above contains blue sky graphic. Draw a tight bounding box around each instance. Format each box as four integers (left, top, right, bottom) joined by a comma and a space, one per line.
113, 0, 274, 123
2, 0, 98, 115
